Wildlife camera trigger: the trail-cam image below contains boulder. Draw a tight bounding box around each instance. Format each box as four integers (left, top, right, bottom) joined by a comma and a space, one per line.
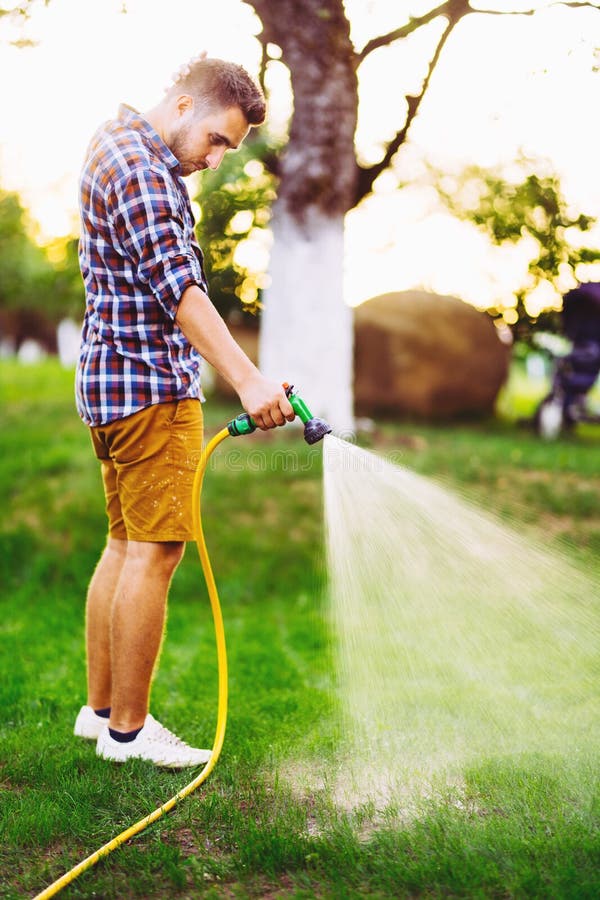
353, 290, 510, 419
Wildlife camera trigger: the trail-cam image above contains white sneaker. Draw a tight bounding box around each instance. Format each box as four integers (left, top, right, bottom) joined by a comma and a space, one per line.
74, 705, 110, 740
96, 714, 211, 769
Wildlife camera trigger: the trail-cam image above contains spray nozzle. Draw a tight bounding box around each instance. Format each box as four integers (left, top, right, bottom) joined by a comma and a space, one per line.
226, 384, 332, 444
284, 383, 332, 445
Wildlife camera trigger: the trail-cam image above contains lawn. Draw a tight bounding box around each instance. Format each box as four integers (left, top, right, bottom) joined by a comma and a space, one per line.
1, 358, 599, 899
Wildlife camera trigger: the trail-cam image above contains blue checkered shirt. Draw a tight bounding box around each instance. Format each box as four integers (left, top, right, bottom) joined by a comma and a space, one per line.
76, 104, 207, 426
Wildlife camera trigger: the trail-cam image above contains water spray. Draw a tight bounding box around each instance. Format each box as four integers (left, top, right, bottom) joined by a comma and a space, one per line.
34, 385, 331, 899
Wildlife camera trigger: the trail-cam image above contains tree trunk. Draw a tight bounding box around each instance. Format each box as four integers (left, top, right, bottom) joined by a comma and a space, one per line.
259, 205, 353, 431
248, 0, 358, 432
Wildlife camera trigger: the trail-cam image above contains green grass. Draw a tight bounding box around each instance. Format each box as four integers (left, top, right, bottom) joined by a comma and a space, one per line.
1, 358, 599, 898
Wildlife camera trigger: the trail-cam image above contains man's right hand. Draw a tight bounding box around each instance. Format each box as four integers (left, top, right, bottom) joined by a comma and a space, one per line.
238, 374, 295, 430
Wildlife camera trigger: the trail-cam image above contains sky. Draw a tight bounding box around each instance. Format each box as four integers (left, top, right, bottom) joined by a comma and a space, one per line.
1, 0, 599, 314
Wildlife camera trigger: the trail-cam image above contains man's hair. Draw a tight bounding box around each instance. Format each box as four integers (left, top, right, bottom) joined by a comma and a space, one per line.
168, 57, 266, 126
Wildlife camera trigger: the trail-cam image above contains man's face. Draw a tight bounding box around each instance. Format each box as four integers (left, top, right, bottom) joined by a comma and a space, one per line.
169, 104, 250, 176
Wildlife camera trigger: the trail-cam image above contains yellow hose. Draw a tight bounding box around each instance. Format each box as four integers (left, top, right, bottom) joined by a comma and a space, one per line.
33, 426, 232, 899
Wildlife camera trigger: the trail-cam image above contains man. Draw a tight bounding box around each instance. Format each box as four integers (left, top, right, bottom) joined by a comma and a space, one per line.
73, 56, 294, 768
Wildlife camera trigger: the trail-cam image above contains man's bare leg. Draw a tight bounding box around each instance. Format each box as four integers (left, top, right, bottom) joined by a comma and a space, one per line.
85, 537, 127, 710
108, 540, 185, 733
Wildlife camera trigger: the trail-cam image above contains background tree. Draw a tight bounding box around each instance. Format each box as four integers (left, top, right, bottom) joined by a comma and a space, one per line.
193, 135, 277, 324
244, 0, 599, 429
0, 187, 82, 351
432, 158, 600, 342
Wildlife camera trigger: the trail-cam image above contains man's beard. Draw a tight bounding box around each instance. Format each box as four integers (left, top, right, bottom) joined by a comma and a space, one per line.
169, 121, 204, 176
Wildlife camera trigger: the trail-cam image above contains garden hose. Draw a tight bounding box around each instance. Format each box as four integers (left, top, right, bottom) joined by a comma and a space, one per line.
33, 426, 231, 900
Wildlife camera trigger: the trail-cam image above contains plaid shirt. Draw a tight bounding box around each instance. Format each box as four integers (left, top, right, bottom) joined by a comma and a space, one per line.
75, 104, 207, 426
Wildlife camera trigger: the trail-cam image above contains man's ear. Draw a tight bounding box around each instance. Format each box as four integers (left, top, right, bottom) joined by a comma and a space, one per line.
175, 94, 194, 117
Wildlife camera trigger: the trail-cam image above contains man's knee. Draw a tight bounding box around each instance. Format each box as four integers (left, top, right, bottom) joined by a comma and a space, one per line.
106, 536, 128, 562
158, 541, 186, 572
126, 540, 185, 576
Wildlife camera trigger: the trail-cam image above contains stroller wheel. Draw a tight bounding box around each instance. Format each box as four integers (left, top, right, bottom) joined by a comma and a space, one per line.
536, 396, 564, 440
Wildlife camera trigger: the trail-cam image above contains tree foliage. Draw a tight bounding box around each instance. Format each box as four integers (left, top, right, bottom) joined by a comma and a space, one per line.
0, 188, 82, 348
192, 135, 277, 323
0, 190, 45, 309
433, 159, 600, 339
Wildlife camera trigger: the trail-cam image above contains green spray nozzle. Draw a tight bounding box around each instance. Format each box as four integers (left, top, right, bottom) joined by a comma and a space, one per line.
285, 384, 314, 424
226, 384, 332, 444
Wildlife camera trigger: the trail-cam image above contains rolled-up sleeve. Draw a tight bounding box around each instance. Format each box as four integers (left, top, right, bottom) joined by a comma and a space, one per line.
109, 167, 203, 319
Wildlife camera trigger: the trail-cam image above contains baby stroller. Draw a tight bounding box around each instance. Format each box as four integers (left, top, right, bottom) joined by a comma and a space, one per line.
535, 283, 600, 439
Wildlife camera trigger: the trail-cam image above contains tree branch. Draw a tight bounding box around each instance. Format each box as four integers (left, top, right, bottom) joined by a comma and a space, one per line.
354, 15, 459, 204
478, 0, 599, 14
357, 2, 455, 62
354, 0, 598, 204
258, 37, 268, 96
357, 0, 599, 62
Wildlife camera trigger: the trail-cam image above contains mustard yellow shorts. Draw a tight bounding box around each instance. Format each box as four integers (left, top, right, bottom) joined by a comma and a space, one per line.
90, 399, 203, 542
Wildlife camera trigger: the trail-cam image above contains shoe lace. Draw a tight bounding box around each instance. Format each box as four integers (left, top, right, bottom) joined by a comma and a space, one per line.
148, 719, 192, 750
